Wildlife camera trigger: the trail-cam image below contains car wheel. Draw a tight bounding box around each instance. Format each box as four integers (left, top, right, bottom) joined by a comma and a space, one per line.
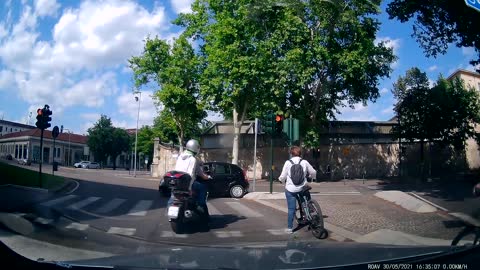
229, 185, 245, 198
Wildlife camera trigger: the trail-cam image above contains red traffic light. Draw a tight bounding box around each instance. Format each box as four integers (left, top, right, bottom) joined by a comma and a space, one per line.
37, 108, 42, 115
275, 115, 284, 122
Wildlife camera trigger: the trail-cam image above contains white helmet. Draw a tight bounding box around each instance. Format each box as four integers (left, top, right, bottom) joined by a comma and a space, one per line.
186, 139, 200, 154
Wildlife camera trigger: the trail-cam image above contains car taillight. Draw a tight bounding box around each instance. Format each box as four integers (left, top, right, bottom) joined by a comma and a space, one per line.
165, 172, 172, 177
174, 173, 184, 178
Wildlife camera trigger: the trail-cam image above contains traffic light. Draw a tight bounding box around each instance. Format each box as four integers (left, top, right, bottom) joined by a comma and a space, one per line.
42, 107, 52, 129
275, 114, 284, 135
260, 113, 275, 135
35, 108, 43, 129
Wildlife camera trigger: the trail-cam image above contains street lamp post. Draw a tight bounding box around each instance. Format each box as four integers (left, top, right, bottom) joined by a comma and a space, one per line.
134, 91, 141, 177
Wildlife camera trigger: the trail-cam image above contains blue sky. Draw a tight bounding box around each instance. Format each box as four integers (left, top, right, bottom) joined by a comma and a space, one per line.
0, 0, 477, 135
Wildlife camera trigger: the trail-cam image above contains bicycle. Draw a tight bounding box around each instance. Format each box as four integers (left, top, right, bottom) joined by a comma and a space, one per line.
294, 184, 328, 239
450, 212, 480, 246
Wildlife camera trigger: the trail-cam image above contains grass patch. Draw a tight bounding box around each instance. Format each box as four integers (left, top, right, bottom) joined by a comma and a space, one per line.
0, 162, 65, 190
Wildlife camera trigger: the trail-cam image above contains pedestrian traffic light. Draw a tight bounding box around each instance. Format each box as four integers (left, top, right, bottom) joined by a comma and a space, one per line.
35, 108, 43, 129
275, 114, 284, 135
260, 112, 275, 135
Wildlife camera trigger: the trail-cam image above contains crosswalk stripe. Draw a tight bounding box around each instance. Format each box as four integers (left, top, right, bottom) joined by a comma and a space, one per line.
67, 197, 101, 209
107, 227, 136, 236
160, 231, 188, 238
206, 202, 222, 215
65, 222, 89, 231
267, 229, 286, 235
128, 200, 153, 216
34, 217, 53, 225
40, 195, 77, 207
214, 231, 243, 238
225, 202, 263, 217
95, 198, 126, 213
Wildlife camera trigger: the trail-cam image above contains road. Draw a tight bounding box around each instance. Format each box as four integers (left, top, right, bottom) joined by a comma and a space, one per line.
1, 165, 336, 256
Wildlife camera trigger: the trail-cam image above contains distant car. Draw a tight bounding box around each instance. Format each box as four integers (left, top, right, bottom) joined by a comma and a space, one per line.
81, 162, 100, 169
17, 158, 31, 165
74, 161, 89, 168
159, 162, 249, 198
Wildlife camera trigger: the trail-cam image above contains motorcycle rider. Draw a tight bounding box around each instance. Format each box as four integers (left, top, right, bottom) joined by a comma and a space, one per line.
168, 139, 211, 220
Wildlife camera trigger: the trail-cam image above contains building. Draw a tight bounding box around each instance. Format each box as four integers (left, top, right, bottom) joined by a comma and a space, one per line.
447, 69, 480, 170
447, 69, 480, 91
0, 129, 90, 165
0, 119, 35, 137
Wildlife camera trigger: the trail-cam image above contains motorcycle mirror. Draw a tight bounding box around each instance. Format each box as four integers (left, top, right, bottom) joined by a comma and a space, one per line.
474, 183, 480, 197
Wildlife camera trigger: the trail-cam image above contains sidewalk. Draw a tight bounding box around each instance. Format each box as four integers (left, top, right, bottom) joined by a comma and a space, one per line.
244, 182, 466, 245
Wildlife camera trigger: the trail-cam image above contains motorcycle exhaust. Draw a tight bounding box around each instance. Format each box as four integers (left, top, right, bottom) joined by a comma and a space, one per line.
184, 210, 193, 218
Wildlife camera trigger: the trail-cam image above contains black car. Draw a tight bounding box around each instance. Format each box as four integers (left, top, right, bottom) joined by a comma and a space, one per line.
159, 162, 249, 198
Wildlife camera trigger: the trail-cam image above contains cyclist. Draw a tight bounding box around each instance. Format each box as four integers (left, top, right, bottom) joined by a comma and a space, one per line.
278, 146, 317, 234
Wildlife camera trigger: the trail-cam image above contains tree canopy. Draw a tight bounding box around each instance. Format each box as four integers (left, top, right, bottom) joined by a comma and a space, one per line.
175, 0, 395, 162
387, 0, 480, 70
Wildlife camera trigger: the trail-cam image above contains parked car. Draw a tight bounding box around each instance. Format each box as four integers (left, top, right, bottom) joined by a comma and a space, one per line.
17, 158, 31, 165
74, 161, 89, 168
159, 162, 249, 198
81, 161, 100, 169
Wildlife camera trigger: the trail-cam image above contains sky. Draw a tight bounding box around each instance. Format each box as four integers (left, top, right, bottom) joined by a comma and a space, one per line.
0, 0, 477, 135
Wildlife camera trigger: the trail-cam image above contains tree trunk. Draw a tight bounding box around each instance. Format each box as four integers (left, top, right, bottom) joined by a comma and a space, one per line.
420, 139, 425, 181
232, 107, 240, 165
112, 155, 117, 170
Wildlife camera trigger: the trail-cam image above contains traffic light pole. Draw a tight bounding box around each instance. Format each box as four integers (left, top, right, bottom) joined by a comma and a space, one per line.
269, 135, 273, 194
39, 128, 44, 188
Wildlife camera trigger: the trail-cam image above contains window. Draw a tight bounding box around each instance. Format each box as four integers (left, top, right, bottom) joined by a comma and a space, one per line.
214, 164, 231, 174
0, 126, 2, 132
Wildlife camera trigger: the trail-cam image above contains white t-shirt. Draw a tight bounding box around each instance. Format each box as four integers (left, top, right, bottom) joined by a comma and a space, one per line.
174, 151, 202, 189
278, 156, 317, 193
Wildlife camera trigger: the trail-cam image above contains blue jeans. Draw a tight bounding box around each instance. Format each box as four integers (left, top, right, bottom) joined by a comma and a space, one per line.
285, 190, 298, 229
167, 181, 207, 207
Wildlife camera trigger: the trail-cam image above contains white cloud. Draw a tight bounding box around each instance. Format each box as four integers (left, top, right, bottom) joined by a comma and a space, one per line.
381, 106, 394, 115
116, 90, 157, 127
0, 0, 173, 121
206, 111, 224, 122
380, 87, 388, 94
428, 65, 438, 72
428, 79, 435, 88
375, 37, 401, 69
34, 0, 60, 17
170, 0, 194, 14
81, 113, 101, 121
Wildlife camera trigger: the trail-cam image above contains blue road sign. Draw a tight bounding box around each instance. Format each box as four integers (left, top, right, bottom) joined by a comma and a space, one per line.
465, 0, 480, 12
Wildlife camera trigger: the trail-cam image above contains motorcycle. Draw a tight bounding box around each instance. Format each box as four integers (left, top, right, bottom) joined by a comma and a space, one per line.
164, 170, 210, 234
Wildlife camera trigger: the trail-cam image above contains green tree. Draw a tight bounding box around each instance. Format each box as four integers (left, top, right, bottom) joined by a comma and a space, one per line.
87, 115, 131, 169
87, 115, 114, 166
392, 67, 480, 179
176, 0, 395, 162
129, 36, 206, 151
108, 128, 131, 170
135, 126, 154, 166
387, 0, 480, 70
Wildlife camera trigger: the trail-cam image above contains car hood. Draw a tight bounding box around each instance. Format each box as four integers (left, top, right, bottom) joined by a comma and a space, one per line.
64, 241, 471, 269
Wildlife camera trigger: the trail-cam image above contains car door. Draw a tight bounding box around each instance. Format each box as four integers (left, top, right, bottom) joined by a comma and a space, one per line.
212, 163, 232, 196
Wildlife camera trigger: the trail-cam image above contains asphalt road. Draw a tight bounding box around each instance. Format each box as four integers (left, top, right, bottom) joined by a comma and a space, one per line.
1, 166, 333, 256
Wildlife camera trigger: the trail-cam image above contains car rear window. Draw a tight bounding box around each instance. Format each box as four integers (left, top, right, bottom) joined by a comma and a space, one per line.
214, 164, 231, 174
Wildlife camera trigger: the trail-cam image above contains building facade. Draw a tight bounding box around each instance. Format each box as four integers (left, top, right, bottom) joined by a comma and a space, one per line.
0, 120, 35, 137
0, 129, 90, 165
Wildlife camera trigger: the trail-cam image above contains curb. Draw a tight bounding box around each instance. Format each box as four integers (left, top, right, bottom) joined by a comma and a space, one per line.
248, 198, 362, 242
407, 192, 449, 212
49, 179, 79, 194
0, 184, 48, 193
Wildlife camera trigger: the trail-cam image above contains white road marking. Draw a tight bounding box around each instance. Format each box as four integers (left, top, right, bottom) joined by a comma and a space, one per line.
40, 195, 77, 207
95, 198, 126, 213
34, 217, 53, 225
107, 227, 136, 236
225, 202, 263, 217
67, 197, 101, 210
206, 202, 222, 215
65, 222, 89, 231
160, 231, 188, 238
267, 229, 286, 236
128, 200, 153, 216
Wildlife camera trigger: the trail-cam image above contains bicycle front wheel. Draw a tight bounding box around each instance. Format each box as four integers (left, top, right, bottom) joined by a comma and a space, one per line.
451, 226, 480, 246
